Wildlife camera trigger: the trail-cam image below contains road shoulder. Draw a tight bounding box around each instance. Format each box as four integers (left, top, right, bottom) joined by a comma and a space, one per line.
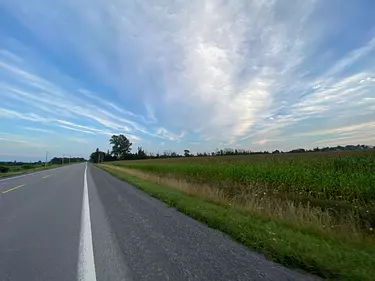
90, 164, 319, 281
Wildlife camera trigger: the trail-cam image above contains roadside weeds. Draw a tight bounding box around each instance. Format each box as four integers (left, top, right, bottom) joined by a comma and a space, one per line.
103, 165, 369, 242
0, 164, 65, 179
98, 164, 375, 281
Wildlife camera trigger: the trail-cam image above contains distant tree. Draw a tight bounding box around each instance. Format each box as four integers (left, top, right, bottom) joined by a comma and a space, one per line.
0, 166, 10, 173
90, 150, 98, 163
49, 157, 85, 164
110, 134, 132, 160
90, 152, 96, 163
50, 157, 61, 165
148, 152, 155, 157
162, 150, 171, 157
184, 149, 190, 157
224, 148, 234, 155
89, 149, 106, 163
289, 148, 306, 153
137, 147, 147, 159
102, 150, 115, 162
96, 148, 100, 163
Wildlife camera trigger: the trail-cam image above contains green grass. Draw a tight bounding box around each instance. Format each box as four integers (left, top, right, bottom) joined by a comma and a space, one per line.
114, 151, 375, 235
114, 150, 375, 203
0, 164, 67, 178
99, 165, 375, 281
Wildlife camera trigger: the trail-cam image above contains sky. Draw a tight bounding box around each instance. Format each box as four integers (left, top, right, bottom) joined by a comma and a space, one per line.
0, 0, 375, 161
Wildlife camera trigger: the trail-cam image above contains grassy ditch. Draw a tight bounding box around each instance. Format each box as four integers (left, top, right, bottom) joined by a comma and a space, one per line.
99, 163, 375, 281
113, 151, 375, 237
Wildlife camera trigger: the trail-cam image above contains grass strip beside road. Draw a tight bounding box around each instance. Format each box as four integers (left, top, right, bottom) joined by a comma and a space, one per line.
98, 164, 375, 281
0, 164, 66, 179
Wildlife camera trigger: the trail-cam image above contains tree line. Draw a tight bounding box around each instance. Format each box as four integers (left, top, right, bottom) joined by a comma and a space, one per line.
49, 157, 86, 164
89, 134, 374, 163
0, 157, 86, 173
0, 157, 87, 166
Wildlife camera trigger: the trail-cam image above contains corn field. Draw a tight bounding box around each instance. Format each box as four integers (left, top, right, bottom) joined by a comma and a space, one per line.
115, 150, 375, 204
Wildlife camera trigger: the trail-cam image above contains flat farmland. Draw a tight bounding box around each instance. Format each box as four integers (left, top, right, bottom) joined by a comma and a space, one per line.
112, 150, 375, 236
101, 150, 375, 280
115, 150, 375, 202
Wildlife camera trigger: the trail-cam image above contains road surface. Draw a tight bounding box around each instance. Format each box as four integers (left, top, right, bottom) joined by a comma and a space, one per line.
0, 163, 316, 280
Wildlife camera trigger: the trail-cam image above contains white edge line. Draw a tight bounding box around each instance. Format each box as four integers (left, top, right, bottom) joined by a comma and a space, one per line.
0, 170, 47, 182
0, 165, 70, 182
77, 163, 97, 281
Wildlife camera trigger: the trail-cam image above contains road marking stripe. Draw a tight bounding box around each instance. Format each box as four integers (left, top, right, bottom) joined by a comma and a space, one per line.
0, 165, 67, 182
2, 184, 26, 194
77, 164, 97, 281
0, 170, 47, 182
42, 175, 51, 179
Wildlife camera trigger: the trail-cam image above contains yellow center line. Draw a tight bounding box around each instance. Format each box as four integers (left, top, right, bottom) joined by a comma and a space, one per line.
2, 184, 26, 194
42, 175, 51, 179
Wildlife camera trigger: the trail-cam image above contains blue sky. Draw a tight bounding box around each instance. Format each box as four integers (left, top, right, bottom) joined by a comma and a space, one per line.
1, 0, 375, 161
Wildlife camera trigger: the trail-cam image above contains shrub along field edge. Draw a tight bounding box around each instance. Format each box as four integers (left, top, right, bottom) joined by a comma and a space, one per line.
0, 163, 70, 179
98, 164, 375, 281
113, 151, 375, 234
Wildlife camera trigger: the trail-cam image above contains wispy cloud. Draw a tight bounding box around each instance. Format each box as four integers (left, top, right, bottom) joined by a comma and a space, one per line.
297, 121, 375, 137
0, 133, 51, 149
0, 108, 49, 123
155, 127, 185, 141
0, 0, 375, 160
68, 137, 91, 144
58, 125, 96, 135
21, 127, 56, 134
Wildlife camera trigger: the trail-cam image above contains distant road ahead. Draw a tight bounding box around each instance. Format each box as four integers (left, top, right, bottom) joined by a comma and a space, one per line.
0, 163, 316, 280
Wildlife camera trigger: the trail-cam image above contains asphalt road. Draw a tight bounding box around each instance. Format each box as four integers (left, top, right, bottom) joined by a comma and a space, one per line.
0, 163, 317, 281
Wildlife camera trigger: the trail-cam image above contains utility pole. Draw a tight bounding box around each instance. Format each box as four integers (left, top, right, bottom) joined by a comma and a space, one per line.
69, 156, 71, 164
45, 151, 48, 167
62, 154, 64, 165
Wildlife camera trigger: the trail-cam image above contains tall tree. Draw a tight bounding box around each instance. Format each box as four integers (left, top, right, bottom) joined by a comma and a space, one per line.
137, 146, 147, 158
95, 148, 100, 163
110, 134, 132, 160
90, 148, 105, 163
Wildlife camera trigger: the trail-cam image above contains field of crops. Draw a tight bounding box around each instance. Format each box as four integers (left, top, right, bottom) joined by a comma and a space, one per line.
103, 150, 375, 280
115, 150, 375, 203
112, 150, 375, 233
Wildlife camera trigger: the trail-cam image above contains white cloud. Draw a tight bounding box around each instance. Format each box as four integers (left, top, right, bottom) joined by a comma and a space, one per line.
325, 36, 375, 77
298, 121, 375, 137
68, 137, 90, 144
314, 134, 375, 147
155, 127, 185, 141
136, 0, 312, 141
58, 125, 96, 135
0, 65, 148, 136
0, 49, 24, 63
0, 133, 51, 149
1, 0, 375, 154
0, 108, 49, 123
22, 127, 56, 134
0, 0, 320, 143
